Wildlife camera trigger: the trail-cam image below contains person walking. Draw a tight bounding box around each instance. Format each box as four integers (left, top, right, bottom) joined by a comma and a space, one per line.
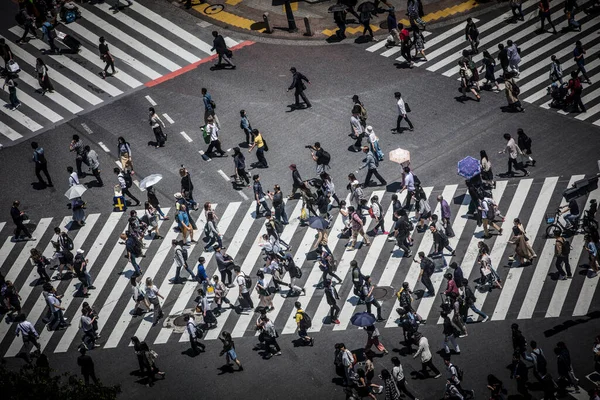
201, 88, 220, 126
549, 55, 564, 86
35, 58, 54, 94
412, 26, 427, 61
538, 0, 558, 34
234, 266, 254, 311
413, 334, 441, 378
139, 341, 165, 387
574, 41, 592, 84
360, 146, 387, 187
219, 331, 243, 370
15, 313, 41, 363
184, 314, 206, 355
205, 115, 226, 157
233, 147, 250, 187
169, 239, 195, 283
351, 107, 365, 150
252, 174, 271, 218
117, 136, 133, 171
391, 357, 418, 399
441, 311, 461, 354
84, 146, 103, 186
445, 357, 475, 399
268, 184, 288, 225
333, 5, 347, 39
584, 234, 599, 277
504, 72, 525, 112
480, 51, 501, 92
392, 92, 414, 132
16, 7, 37, 44
430, 224, 455, 256
211, 31, 235, 69
399, 24, 414, 68
145, 277, 164, 327
407, 0, 425, 29
77, 347, 99, 385
511, 352, 531, 399
239, 110, 252, 146
98, 37, 116, 79
499, 133, 528, 176
212, 275, 232, 311
110, 0, 133, 13
258, 315, 281, 358
3, 74, 21, 110
294, 301, 314, 346
465, 18, 479, 54
347, 206, 371, 250
114, 167, 140, 206
248, 129, 268, 168
148, 107, 166, 148
146, 186, 167, 221
362, 275, 384, 321
555, 342, 580, 393
70, 135, 89, 177
567, 70, 586, 113
324, 278, 341, 324
31, 142, 53, 187
510, 0, 524, 20
11, 200, 34, 241
287, 67, 312, 109
506, 40, 521, 77
369, 195, 387, 235
41, 21, 59, 54
359, 7, 374, 39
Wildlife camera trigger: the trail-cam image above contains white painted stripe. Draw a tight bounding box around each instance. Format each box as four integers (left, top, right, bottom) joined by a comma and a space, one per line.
7, 32, 123, 97
128, 2, 215, 55
238, 191, 249, 200
162, 113, 174, 124
156, 202, 238, 344
435, 181, 508, 324
8, 68, 82, 114
83, 11, 181, 72
576, 91, 600, 120
1, 84, 62, 123
334, 198, 395, 331
308, 191, 384, 333
366, 40, 388, 52
418, 20, 475, 49
385, 185, 455, 328
180, 131, 193, 143
417, 186, 472, 321
0, 101, 43, 131
0, 34, 103, 106
0, 120, 23, 141
231, 201, 303, 338
492, 178, 555, 321
8, 214, 101, 357
145, 95, 157, 106
473, 179, 533, 313
53, 212, 134, 353
105, 217, 175, 348
281, 194, 352, 334
95, 142, 109, 153
516, 177, 573, 319
204, 203, 259, 340
217, 169, 230, 181
381, 46, 402, 57
0, 218, 53, 345
0, 222, 6, 235
96, 3, 200, 63
0, 235, 17, 270
224, 37, 239, 48
547, 183, 600, 317
68, 21, 162, 80
81, 123, 93, 134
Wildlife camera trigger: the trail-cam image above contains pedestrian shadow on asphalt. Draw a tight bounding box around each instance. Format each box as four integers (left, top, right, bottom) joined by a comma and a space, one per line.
217, 364, 239, 375
325, 34, 344, 44
500, 105, 523, 113
181, 348, 202, 358
393, 62, 413, 69
543, 310, 600, 338
30, 182, 48, 190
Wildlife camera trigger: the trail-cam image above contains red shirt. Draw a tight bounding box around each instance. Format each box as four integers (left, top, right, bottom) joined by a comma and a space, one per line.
400, 28, 410, 42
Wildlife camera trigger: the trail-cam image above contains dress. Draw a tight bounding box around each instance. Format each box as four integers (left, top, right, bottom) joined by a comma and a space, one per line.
512, 225, 536, 260
413, 32, 425, 52
482, 57, 496, 82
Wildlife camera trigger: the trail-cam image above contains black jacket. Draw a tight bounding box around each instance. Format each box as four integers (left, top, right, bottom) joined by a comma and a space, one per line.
212, 35, 227, 55
289, 72, 309, 91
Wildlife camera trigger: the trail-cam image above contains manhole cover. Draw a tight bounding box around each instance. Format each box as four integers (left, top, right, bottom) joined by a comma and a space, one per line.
205, 4, 224, 14
172, 315, 188, 327
163, 308, 201, 333
373, 286, 394, 301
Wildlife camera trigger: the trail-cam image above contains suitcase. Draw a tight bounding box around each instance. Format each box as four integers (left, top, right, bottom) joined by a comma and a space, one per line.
430, 253, 447, 272
62, 34, 80, 52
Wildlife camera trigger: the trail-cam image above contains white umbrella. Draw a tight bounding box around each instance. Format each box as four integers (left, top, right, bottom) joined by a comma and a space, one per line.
64, 184, 87, 200
388, 148, 411, 165
139, 174, 163, 190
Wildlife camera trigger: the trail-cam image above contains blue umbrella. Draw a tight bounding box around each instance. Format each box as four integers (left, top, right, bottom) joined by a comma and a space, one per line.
350, 312, 377, 327
457, 156, 481, 179
308, 216, 328, 230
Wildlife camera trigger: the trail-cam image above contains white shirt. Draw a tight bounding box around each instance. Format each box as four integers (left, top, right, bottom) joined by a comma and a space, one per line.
404, 172, 415, 191
504, 138, 519, 159
187, 320, 197, 338
48, 295, 61, 313
350, 115, 363, 135
117, 173, 127, 189
145, 285, 159, 299
236, 274, 248, 294
397, 98, 407, 115
16, 320, 38, 338
69, 172, 79, 187
87, 149, 99, 169
207, 123, 219, 141
414, 336, 432, 362
368, 131, 377, 144
392, 364, 405, 381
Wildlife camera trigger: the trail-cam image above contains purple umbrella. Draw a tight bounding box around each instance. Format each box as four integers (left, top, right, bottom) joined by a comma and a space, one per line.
457, 156, 481, 179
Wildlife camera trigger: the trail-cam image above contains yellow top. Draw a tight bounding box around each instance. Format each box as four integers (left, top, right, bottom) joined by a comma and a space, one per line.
254, 134, 264, 148
295, 309, 304, 324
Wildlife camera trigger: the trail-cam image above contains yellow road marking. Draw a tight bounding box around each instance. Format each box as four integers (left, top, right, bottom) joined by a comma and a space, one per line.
193, 3, 265, 32
226, 0, 243, 5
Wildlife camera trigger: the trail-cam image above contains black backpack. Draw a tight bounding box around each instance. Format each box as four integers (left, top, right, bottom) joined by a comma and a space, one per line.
535, 351, 548, 374
298, 311, 312, 329
454, 364, 465, 381
122, 171, 133, 189
177, 247, 189, 262
412, 174, 421, 187
243, 274, 252, 289
319, 150, 331, 165
273, 219, 284, 234
62, 234, 74, 251
562, 239, 571, 255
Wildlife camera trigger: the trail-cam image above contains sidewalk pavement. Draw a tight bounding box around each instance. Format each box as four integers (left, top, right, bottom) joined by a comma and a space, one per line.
170, 0, 499, 41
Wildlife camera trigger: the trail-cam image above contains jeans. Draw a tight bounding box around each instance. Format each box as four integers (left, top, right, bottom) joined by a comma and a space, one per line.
364, 168, 387, 186
564, 213, 579, 227
35, 162, 53, 185
443, 334, 460, 353
467, 304, 488, 320
149, 297, 162, 325
8, 87, 20, 108
556, 255, 572, 277
130, 254, 141, 275
366, 298, 382, 319
274, 203, 289, 224
50, 309, 67, 330
421, 274, 435, 295
255, 199, 271, 217
256, 147, 268, 168
396, 114, 414, 130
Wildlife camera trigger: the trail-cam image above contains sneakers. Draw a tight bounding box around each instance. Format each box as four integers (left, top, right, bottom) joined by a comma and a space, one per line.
434, 374, 442, 379
333, 319, 340, 324
275, 351, 282, 356
481, 316, 489, 323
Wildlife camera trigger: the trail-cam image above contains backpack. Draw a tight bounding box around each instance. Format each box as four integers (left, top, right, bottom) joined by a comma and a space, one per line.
298, 311, 312, 329
412, 174, 421, 187
319, 150, 331, 166
422, 258, 435, 276
454, 364, 465, 381
43, 22, 57, 39
177, 247, 189, 263
73, 254, 84, 275
273, 219, 284, 234
535, 351, 548, 373
511, 81, 521, 96
63, 234, 74, 251
127, 237, 143, 257
438, 229, 449, 246
562, 239, 571, 255
243, 273, 252, 289
122, 171, 133, 189
463, 66, 473, 80
201, 126, 211, 144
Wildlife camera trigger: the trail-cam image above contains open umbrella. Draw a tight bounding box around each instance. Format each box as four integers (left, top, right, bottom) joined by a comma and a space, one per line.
308, 216, 328, 230
64, 184, 87, 200
350, 312, 377, 327
139, 174, 163, 190
328, 3, 348, 12
457, 156, 481, 179
388, 148, 411, 165
357, 1, 375, 13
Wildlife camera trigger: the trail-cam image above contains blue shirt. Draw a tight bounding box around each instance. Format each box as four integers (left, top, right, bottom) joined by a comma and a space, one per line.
178, 210, 190, 226
203, 93, 213, 112
197, 264, 208, 281
588, 242, 598, 257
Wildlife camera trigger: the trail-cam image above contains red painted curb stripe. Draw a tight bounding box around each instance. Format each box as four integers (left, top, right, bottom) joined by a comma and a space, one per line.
144, 40, 255, 87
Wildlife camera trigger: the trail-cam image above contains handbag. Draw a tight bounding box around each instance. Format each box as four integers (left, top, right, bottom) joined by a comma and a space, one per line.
262, 138, 269, 152
405, 102, 411, 112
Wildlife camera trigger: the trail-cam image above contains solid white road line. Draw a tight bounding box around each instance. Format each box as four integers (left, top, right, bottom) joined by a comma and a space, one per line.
492, 177, 556, 321
0, 101, 43, 132
231, 201, 303, 338
83, 11, 181, 72
366, 40, 388, 52
128, 2, 215, 55
162, 113, 174, 124
474, 179, 533, 313
68, 21, 162, 80
96, 3, 200, 64
0, 120, 23, 141
0, 34, 103, 106
145, 95, 157, 106
180, 131, 193, 143
334, 199, 395, 331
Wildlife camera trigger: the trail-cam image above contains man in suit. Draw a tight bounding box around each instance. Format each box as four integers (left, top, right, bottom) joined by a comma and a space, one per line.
287, 67, 312, 109
211, 31, 235, 69
77, 347, 99, 385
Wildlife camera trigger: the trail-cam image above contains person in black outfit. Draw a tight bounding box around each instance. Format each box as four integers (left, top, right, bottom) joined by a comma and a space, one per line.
11, 201, 34, 241
269, 184, 288, 224
233, 147, 250, 186
211, 31, 235, 69
77, 347, 99, 385
511, 353, 531, 399
31, 142, 53, 187
287, 67, 312, 109
179, 167, 197, 210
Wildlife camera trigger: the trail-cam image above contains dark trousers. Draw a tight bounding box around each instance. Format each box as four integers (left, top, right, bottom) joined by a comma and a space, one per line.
19, 23, 36, 41
14, 222, 31, 239
540, 12, 556, 31
329, 303, 340, 320
364, 168, 386, 186
265, 336, 281, 353
103, 58, 115, 74
207, 140, 225, 156
256, 147, 268, 168
396, 234, 410, 253
362, 21, 374, 36
220, 269, 232, 285
190, 337, 205, 354
122, 188, 140, 205
82, 369, 99, 385
507, 157, 527, 174
75, 157, 89, 176
8, 87, 20, 107
401, 44, 411, 63
556, 255, 572, 277
443, 217, 455, 237
511, 4, 524, 19
294, 90, 311, 107
421, 274, 435, 295
47, 37, 58, 52
366, 299, 382, 319
241, 292, 254, 309
274, 203, 289, 224
372, 217, 385, 233
404, 190, 415, 209
35, 162, 52, 185
237, 167, 250, 184
322, 270, 342, 283
397, 378, 417, 399
256, 199, 271, 217
37, 266, 51, 282
396, 114, 414, 130
91, 168, 103, 185
572, 91, 586, 112
421, 359, 440, 376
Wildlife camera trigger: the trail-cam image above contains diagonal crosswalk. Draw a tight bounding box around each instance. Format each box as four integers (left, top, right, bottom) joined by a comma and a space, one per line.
364, 1, 600, 123
0, 2, 242, 145
0, 174, 599, 359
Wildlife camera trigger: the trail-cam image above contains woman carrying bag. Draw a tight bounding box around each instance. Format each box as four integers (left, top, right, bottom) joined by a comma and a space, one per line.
149, 107, 166, 148
36, 58, 54, 94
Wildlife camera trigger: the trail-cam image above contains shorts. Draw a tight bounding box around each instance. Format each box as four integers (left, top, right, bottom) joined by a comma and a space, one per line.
298, 329, 308, 338
226, 349, 237, 360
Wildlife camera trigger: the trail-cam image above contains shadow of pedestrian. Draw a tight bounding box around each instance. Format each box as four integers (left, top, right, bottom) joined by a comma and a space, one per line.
30, 182, 48, 190
217, 364, 237, 375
